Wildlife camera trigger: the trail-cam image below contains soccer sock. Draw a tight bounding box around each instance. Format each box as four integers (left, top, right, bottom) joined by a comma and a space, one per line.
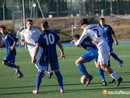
47, 69, 52, 74
8, 63, 17, 68
36, 72, 43, 91
35, 62, 38, 69
110, 72, 120, 80
110, 53, 122, 63
55, 71, 63, 90
107, 56, 111, 67
77, 63, 89, 77
97, 67, 105, 81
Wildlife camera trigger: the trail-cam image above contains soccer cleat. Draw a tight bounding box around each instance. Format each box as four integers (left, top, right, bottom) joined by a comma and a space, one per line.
48, 72, 53, 78
33, 90, 39, 94
109, 78, 116, 84
60, 89, 64, 93
119, 60, 123, 67
17, 73, 23, 79
102, 80, 107, 86
85, 75, 93, 87
15, 66, 20, 74
116, 77, 123, 86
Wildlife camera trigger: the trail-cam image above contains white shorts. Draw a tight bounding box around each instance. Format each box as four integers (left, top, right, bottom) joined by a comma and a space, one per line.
97, 42, 110, 65
28, 47, 40, 61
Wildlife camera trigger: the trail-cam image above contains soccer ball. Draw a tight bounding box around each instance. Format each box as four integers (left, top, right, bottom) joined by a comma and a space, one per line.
80, 75, 87, 84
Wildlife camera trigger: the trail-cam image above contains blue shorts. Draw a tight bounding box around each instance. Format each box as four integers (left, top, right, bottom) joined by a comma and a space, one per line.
81, 49, 98, 62
3, 50, 16, 63
108, 42, 113, 52
38, 61, 59, 71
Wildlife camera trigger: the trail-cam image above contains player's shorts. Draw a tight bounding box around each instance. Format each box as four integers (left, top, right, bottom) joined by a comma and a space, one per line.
97, 42, 110, 65
3, 50, 16, 63
81, 49, 98, 62
38, 61, 59, 71
28, 47, 40, 61
108, 42, 113, 52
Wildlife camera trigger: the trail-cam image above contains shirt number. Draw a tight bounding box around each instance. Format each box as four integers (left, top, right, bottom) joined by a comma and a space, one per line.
94, 29, 101, 37
44, 34, 55, 45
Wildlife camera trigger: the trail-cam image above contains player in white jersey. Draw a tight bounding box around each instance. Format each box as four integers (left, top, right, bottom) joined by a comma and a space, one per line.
20, 19, 53, 78
75, 18, 122, 86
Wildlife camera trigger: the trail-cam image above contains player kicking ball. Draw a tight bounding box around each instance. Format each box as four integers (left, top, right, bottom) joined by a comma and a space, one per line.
0, 25, 23, 78
72, 34, 107, 86
75, 18, 122, 87
32, 20, 65, 94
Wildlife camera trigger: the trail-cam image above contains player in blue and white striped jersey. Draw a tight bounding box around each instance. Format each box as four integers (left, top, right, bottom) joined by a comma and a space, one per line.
73, 34, 107, 86
99, 18, 123, 67
0, 25, 23, 78
32, 20, 65, 94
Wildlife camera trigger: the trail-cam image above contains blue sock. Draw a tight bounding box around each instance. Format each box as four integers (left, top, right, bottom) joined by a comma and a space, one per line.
108, 60, 110, 67
110, 53, 121, 63
8, 63, 17, 68
77, 63, 89, 77
55, 71, 63, 90
36, 72, 43, 91
97, 67, 105, 81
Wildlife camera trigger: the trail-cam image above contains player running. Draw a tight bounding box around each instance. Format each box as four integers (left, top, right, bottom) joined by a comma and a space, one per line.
99, 18, 123, 67
72, 34, 107, 86
20, 19, 53, 78
32, 20, 65, 94
75, 18, 122, 86
0, 25, 23, 78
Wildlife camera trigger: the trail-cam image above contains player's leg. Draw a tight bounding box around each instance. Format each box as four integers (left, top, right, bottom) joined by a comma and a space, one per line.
110, 51, 123, 67
98, 43, 122, 86
95, 62, 107, 86
2, 52, 23, 78
109, 43, 123, 67
99, 63, 122, 86
51, 62, 64, 93
33, 63, 47, 94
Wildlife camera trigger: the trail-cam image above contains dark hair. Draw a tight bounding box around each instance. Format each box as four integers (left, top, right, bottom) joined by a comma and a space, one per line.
73, 34, 80, 39
0, 25, 6, 30
99, 18, 105, 21
26, 19, 33, 23
41, 20, 49, 28
80, 18, 89, 25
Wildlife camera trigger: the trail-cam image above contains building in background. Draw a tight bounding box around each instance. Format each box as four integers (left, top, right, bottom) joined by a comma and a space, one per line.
0, 0, 130, 20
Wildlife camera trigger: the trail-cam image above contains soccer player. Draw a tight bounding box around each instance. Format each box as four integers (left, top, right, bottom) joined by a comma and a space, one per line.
0, 25, 23, 78
20, 19, 53, 78
99, 18, 123, 67
75, 18, 122, 86
32, 20, 65, 94
72, 34, 107, 86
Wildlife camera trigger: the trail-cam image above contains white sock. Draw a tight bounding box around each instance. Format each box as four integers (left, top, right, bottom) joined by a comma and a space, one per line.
46, 69, 52, 73
110, 72, 120, 80
35, 62, 38, 69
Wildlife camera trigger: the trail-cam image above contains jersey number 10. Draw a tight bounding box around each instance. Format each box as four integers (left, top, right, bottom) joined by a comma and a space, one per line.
44, 34, 55, 45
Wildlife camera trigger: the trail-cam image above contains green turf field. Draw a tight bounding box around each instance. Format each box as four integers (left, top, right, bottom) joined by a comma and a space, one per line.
0, 44, 130, 98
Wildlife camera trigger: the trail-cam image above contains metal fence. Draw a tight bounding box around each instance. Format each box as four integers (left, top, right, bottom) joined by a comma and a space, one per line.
0, 0, 130, 20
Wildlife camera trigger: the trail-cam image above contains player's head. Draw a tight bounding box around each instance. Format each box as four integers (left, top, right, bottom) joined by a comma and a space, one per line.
26, 19, 33, 27
99, 18, 105, 26
72, 34, 80, 43
80, 18, 89, 29
40, 20, 49, 30
0, 25, 6, 35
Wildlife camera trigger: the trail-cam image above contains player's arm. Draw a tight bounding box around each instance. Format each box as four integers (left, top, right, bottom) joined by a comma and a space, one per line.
9, 34, 18, 50
57, 40, 65, 60
75, 31, 88, 46
112, 33, 118, 46
20, 39, 25, 45
32, 43, 39, 64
